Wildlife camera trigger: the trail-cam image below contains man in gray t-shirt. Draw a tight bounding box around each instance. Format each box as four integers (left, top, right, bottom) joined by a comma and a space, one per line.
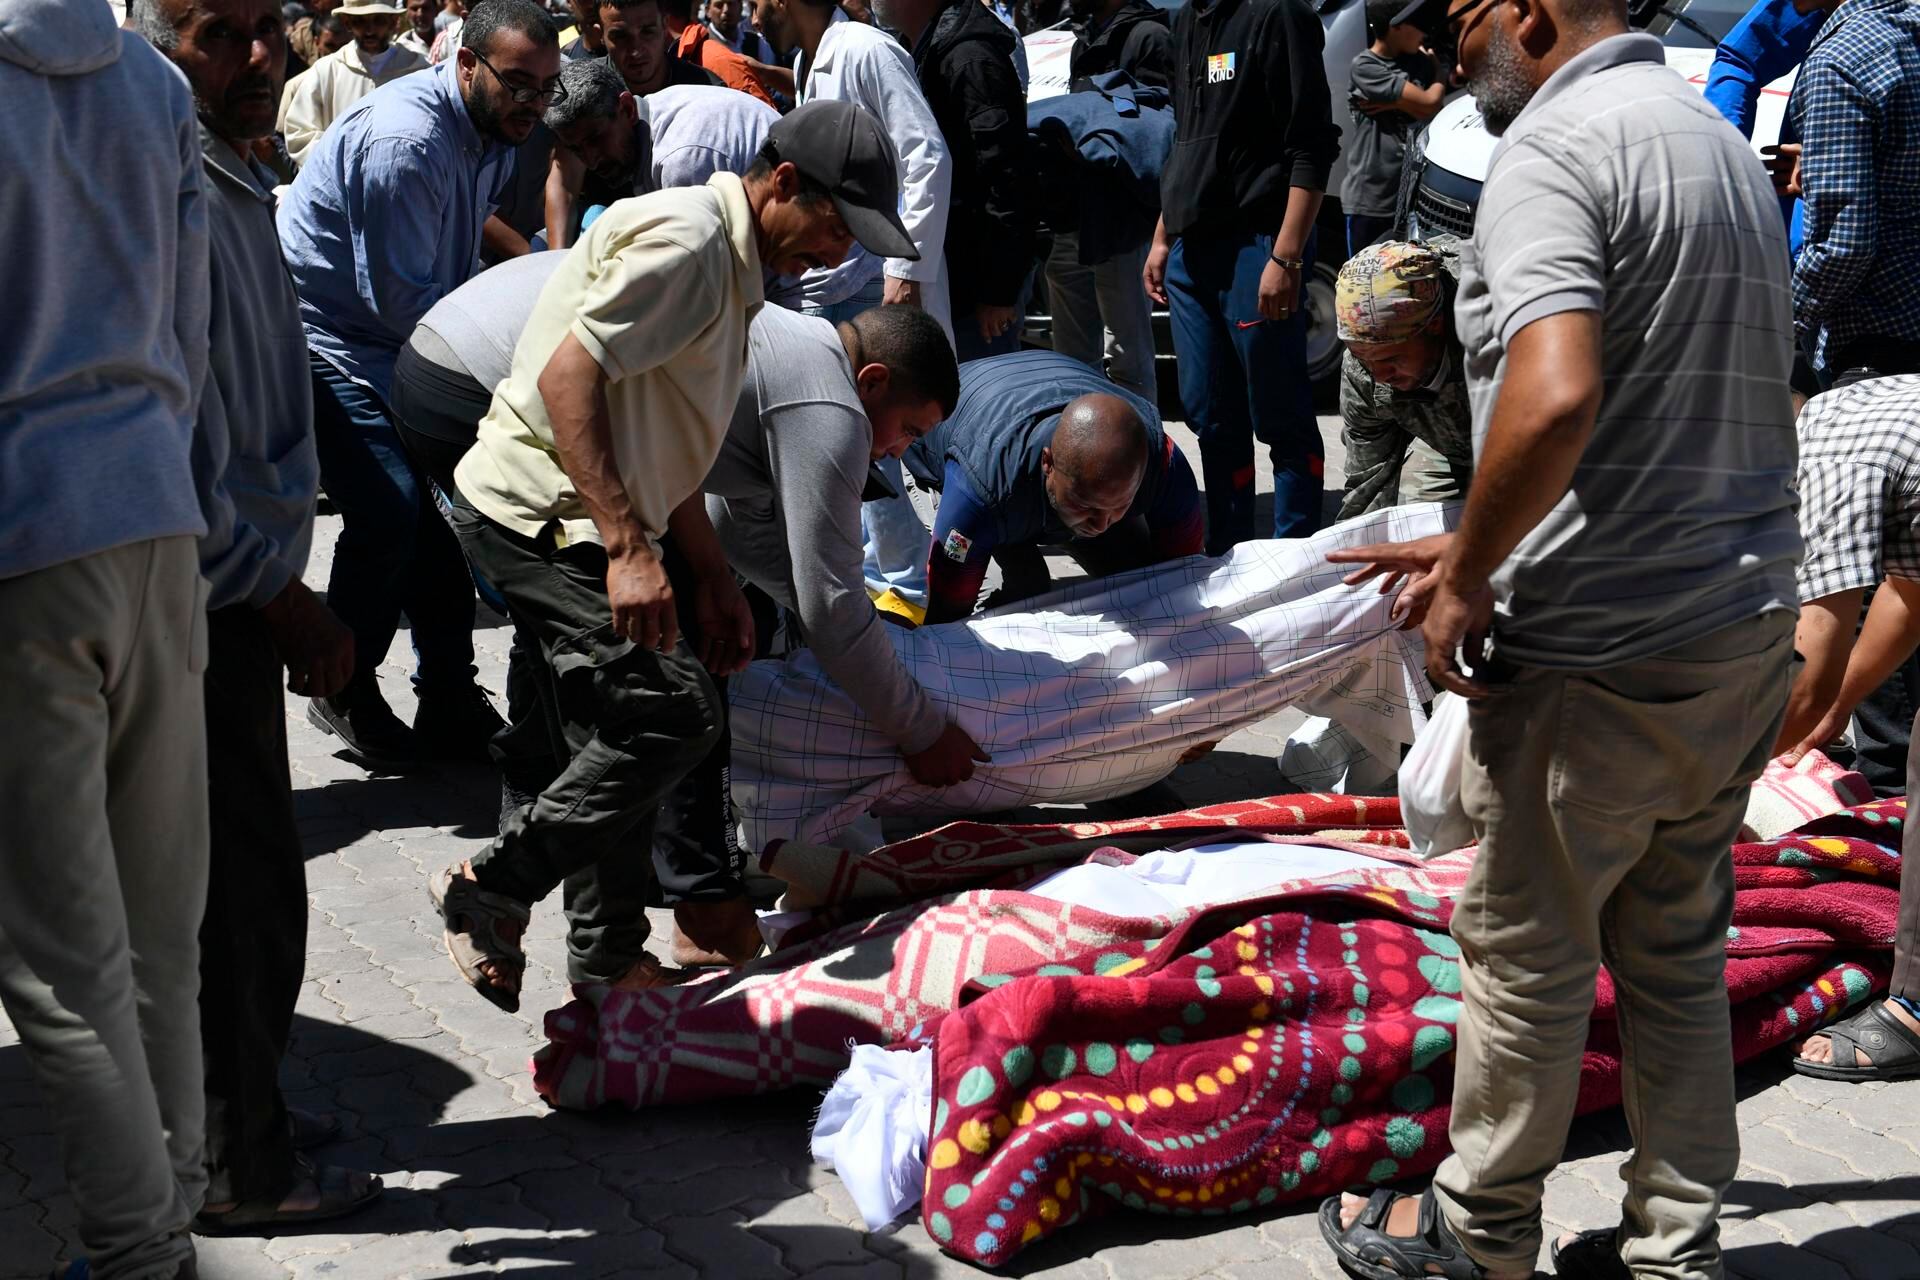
1321, 7, 1802, 1280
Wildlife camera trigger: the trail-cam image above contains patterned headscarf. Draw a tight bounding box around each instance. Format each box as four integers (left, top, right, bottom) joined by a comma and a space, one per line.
1335, 240, 1449, 343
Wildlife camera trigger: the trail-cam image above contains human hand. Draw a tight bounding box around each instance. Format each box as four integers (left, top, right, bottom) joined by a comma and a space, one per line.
975, 303, 1019, 344
1775, 701, 1850, 767
261, 579, 355, 699
1421, 576, 1497, 698
690, 572, 756, 675
1143, 240, 1170, 306
1762, 142, 1802, 198
1328, 535, 1457, 631
1176, 740, 1219, 766
607, 548, 678, 651
883, 276, 923, 308
1354, 97, 1398, 117
1257, 257, 1299, 323
903, 721, 992, 787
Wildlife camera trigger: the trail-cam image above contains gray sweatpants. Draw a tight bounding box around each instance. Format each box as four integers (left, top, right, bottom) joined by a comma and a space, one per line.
0, 536, 210, 1279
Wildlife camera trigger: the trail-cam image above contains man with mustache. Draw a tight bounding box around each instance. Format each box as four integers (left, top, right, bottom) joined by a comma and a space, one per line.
437, 101, 925, 1012
904, 349, 1204, 625
133, 0, 374, 1232
278, 0, 561, 772
280, 0, 427, 165
1318, 0, 1802, 1276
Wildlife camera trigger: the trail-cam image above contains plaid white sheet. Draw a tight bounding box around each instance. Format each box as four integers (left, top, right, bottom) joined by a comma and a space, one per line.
729, 503, 1451, 848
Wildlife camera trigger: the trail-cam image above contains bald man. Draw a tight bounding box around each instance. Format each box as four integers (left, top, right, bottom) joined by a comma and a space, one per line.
904, 350, 1205, 625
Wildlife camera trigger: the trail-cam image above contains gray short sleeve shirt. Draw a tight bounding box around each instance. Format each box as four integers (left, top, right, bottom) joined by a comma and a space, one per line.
1457, 34, 1802, 669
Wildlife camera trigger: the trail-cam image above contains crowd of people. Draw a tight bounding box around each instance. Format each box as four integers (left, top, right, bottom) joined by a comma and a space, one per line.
2, 0, 1918, 1274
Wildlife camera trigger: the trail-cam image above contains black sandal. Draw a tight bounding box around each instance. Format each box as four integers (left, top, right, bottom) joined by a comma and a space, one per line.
1317, 1186, 1489, 1280
1550, 1227, 1631, 1280
193, 1157, 383, 1235
1792, 1001, 1920, 1082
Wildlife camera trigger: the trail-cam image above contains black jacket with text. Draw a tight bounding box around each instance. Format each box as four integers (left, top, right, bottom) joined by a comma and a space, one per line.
1069, 0, 1174, 89
1160, 0, 1339, 238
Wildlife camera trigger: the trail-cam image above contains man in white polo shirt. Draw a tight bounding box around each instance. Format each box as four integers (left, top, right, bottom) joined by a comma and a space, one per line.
434, 100, 918, 1014
1319, 0, 1802, 1277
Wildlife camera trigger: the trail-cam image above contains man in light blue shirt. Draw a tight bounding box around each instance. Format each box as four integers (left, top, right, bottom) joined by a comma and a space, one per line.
278, 0, 562, 769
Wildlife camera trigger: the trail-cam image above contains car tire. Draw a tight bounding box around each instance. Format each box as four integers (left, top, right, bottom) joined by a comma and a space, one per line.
1303, 257, 1342, 398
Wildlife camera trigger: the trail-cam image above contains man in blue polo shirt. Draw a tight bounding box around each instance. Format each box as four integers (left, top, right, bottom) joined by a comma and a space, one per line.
278, 0, 561, 770
905, 349, 1206, 625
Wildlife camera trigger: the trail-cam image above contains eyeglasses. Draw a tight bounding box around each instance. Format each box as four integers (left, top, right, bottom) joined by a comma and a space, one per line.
1443, 0, 1497, 38
471, 50, 567, 106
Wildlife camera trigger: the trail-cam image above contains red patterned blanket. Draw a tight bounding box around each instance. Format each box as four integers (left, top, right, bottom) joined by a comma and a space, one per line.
921, 801, 1904, 1266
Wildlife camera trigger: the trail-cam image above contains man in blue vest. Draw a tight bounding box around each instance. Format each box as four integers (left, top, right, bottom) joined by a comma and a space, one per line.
905, 350, 1205, 625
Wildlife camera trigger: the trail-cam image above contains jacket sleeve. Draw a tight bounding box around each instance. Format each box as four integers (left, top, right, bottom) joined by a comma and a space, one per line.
1264, 0, 1339, 193
190, 320, 298, 611
356, 137, 465, 343
860, 40, 954, 283
1791, 57, 1876, 343
1336, 351, 1409, 519
1121, 21, 1175, 91
1702, 0, 1823, 139
923, 465, 999, 625
952, 44, 1036, 305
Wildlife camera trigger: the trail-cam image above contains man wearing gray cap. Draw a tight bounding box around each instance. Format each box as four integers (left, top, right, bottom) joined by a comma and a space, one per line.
434, 99, 919, 1014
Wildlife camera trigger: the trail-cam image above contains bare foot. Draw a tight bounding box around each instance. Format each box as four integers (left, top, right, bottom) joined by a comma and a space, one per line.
1798, 997, 1920, 1067
1332, 1191, 1533, 1279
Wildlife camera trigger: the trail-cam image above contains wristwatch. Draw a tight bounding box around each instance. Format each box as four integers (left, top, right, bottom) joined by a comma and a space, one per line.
1269, 253, 1304, 270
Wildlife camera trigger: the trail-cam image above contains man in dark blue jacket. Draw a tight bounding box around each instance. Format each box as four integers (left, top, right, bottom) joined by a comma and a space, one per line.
905, 349, 1205, 624
1143, 0, 1338, 554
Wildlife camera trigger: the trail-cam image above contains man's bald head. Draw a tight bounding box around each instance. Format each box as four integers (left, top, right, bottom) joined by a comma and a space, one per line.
1042, 394, 1151, 540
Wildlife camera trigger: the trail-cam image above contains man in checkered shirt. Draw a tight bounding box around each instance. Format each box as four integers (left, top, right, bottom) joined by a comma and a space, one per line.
1774, 373, 1920, 1082
1780, 0, 1920, 387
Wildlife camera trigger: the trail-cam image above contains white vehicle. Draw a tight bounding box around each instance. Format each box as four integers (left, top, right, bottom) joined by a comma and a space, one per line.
1023, 0, 1371, 401
1404, 0, 1799, 239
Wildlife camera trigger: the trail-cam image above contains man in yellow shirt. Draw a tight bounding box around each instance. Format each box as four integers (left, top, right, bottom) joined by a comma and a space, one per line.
279, 0, 427, 164
436, 99, 938, 1013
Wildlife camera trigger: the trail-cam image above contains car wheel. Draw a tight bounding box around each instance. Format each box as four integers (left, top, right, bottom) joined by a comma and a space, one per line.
1303, 258, 1342, 392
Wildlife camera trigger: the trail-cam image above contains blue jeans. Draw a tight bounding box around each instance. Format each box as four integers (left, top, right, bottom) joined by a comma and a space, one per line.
308, 354, 477, 693
1166, 230, 1321, 552
806, 278, 933, 606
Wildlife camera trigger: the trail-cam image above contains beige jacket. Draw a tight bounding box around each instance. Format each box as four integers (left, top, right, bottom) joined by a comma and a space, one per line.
279, 42, 427, 166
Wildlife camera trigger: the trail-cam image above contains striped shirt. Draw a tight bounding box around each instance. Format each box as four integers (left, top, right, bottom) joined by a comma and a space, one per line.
1457, 34, 1802, 670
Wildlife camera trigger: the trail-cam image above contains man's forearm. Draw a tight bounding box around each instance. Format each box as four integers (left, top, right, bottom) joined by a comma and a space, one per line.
483, 214, 531, 262
1442, 312, 1603, 590
1274, 186, 1322, 257
540, 332, 649, 556
1832, 579, 1920, 717
1776, 588, 1866, 752
666, 492, 730, 578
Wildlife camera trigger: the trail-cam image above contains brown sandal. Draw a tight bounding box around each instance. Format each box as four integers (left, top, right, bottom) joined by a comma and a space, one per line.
428, 864, 531, 1013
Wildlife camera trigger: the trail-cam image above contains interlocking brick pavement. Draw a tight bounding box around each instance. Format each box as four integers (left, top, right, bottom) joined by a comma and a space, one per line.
5, 417, 1918, 1279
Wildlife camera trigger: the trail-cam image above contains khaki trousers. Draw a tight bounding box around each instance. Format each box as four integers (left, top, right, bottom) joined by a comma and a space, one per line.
1431, 611, 1795, 1280
0, 537, 210, 1279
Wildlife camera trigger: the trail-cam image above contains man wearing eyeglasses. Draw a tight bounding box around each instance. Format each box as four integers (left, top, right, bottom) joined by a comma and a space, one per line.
1319, 0, 1801, 1277
278, 0, 564, 773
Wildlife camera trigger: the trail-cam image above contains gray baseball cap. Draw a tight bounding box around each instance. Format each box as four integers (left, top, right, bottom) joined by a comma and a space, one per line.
762, 100, 919, 261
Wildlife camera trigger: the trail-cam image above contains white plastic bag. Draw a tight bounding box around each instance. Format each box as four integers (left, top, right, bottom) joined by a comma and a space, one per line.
1399, 692, 1473, 858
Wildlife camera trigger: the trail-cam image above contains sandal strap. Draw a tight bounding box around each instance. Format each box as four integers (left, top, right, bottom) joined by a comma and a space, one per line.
1827, 1001, 1920, 1069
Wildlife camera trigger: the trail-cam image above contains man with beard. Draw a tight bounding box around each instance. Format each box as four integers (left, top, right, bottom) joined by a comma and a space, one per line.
1334, 237, 1473, 518
1143, 0, 1338, 554
1319, 0, 1802, 1277
278, 0, 560, 771
599, 0, 723, 94
281, 1, 427, 164
133, 0, 375, 1231
905, 349, 1204, 625
541, 60, 776, 249
398, 0, 438, 52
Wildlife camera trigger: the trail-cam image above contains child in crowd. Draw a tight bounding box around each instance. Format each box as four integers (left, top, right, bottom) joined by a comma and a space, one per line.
1338, 0, 1447, 258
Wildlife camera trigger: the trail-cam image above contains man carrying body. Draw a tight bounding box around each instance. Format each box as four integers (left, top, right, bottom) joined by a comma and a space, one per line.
542, 60, 776, 249
878, 0, 1035, 361
1040, 0, 1171, 402
1143, 0, 1338, 553
278, 0, 560, 769
1318, 0, 1802, 1277
280, 0, 427, 165
1772, 376, 1920, 1084
435, 102, 935, 1010
1, 2, 212, 1274
1334, 237, 1473, 518
906, 349, 1204, 625
134, 0, 378, 1230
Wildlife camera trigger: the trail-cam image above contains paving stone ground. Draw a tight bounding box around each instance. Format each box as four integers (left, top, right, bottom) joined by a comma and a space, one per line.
5, 416, 1919, 1279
